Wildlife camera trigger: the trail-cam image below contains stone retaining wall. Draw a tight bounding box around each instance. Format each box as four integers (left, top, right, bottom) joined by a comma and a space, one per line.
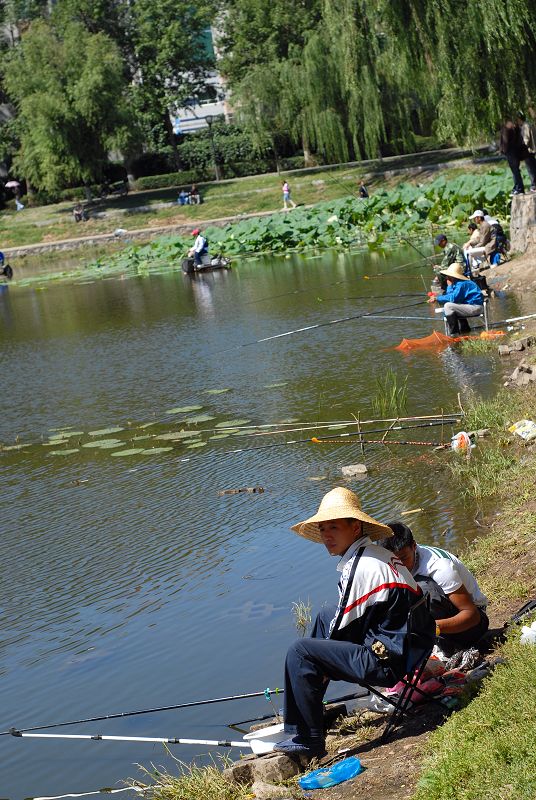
509, 194, 536, 253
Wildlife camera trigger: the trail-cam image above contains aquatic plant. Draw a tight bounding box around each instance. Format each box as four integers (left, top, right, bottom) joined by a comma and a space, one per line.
371, 368, 408, 418
292, 599, 312, 636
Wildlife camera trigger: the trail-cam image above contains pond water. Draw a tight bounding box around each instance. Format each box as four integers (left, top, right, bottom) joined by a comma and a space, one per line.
0, 247, 530, 799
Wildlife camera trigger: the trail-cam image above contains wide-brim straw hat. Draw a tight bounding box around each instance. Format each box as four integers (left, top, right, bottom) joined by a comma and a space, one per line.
440, 263, 469, 281
291, 487, 393, 543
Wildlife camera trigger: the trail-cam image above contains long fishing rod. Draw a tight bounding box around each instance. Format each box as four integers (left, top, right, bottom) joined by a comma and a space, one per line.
313, 437, 446, 447
0, 689, 284, 737
221, 298, 428, 352
8, 730, 255, 749
400, 235, 432, 262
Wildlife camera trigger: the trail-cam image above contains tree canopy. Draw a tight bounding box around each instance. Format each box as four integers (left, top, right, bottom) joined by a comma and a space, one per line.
221, 0, 536, 161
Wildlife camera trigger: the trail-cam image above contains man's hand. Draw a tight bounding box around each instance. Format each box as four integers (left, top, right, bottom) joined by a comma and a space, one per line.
436, 585, 481, 634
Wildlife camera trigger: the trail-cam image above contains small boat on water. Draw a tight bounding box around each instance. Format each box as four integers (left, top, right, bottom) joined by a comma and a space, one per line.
182, 254, 231, 274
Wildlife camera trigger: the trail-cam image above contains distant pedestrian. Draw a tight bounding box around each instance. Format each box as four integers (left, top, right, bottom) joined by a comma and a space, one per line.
500, 119, 534, 195
358, 181, 369, 198
282, 181, 296, 210
516, 112, 536, 193
190, 184, 201, 205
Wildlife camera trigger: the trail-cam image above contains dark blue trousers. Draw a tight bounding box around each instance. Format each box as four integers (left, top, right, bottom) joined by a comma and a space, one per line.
283, 607, 393, 740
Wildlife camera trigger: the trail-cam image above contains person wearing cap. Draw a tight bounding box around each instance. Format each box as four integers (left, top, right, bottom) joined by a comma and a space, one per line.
432, 233, 467, 290
429, 262, 483, 334
273, 487, 435, 758
188, 228, 209, 267
380, 523, 489, 656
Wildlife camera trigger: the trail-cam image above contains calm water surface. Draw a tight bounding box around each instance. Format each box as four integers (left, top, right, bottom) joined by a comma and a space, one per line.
0, 247, 530, 798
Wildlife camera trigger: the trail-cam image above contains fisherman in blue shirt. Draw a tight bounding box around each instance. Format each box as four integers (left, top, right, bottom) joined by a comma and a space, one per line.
429, 262, 483, 334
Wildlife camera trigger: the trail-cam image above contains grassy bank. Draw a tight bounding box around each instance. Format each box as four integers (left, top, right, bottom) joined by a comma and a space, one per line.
416, 361, 536, 799
1, 153, 500, 250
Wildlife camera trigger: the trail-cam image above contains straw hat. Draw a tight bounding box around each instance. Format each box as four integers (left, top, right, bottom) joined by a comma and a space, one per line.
291, 487, 393, 543
440, 263, 469, 281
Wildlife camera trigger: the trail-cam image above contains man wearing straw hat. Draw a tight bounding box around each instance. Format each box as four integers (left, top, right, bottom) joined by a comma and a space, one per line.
428, 262, 483, 335
274, 487, 435, 758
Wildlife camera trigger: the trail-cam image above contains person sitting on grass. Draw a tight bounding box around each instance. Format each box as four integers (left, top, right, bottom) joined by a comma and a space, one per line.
273, 487, 435, 759
428, 262, 483, 335
380, 522, 489, 657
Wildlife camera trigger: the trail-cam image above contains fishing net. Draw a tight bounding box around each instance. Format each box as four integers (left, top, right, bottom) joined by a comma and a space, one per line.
394, 330, 505, 351
394, 331, 465, 350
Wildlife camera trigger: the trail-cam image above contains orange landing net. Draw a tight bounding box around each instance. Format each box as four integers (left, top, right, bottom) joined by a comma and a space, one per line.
394, 330, 505, 351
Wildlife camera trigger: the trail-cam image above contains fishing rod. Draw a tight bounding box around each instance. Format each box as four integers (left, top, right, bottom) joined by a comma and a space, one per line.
8, 730, 261, 751
220, 298, 428, 351
313, 437, 446, 447
400, 236, 432, 262
242, 265, 427, 306
122, 418, 460, 476
0, 688, 284, 737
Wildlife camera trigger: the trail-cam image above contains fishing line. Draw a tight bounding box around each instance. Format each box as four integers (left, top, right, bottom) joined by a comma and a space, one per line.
241, 261, 427, 306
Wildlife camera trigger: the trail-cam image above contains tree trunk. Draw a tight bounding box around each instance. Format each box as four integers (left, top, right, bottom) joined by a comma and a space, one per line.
163, 112, 180, 170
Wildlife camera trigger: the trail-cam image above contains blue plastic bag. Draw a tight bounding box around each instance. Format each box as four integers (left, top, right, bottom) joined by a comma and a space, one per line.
298, 756, 363, 789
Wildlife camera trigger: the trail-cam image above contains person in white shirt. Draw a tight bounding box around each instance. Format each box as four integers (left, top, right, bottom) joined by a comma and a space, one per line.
381, 522, 489, 655
188, 228, 208, 267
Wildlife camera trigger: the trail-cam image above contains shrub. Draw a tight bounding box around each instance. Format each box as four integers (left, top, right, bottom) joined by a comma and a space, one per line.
134, 170, 207, 191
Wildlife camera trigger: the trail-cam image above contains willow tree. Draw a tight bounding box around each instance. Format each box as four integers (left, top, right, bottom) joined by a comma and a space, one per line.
382, 0, 536, 142
223, 0, 536, 162
3, 20, 133, 192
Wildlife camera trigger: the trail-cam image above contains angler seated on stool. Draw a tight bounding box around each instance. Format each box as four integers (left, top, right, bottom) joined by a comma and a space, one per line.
273, 488, 435, 760
429, 263, 484, 335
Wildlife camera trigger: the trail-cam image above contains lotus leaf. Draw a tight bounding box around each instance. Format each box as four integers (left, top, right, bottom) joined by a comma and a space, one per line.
215, 419, 252, 428
110, 448, 146, 456
89, 427, 124, 436
165, 405, 203, 414
50, 449, 79, 455
144, 447, 173, 454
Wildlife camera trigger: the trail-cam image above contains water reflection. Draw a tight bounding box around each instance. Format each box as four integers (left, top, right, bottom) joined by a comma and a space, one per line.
0, 246, 533, 799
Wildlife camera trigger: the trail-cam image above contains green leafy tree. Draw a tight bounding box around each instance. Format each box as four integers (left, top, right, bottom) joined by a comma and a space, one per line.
3, 19, 135, 192
129, 0, 218, 160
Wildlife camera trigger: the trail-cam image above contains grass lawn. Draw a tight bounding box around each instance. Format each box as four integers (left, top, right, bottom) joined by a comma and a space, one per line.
0, 154, 497, 249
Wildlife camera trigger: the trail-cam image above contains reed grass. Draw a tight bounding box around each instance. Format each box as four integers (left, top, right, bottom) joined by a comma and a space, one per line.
292, 599, 312, 636
371, 368, 408, 418
134, 757, 252, 800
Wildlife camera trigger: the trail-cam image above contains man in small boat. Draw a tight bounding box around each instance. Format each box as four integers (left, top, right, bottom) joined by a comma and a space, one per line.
188, 228, 209, 268
428, 262, 484, 335
273, 487, 435, 758
380, 522, 489, 657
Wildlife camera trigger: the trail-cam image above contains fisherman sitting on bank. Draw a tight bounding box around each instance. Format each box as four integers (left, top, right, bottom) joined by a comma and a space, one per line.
188, 228, 209, 267
429, 262, 484, 335
380, 523, 489, 657
273, 487, 435, 759
433, 233, 467, 290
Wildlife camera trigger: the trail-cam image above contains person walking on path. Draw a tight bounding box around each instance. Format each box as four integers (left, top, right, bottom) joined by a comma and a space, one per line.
273, 487, 434, 759
516, 112, 536, 192
500, 119, 535, 195
282, 180, 297, 210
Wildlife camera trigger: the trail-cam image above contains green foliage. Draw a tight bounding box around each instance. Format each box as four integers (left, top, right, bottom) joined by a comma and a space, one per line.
2, 20, 134, 192
135, 171, 207, 191
134, 759, 253, 800
371, 368, 408, 418
176, 122, 266, 173
222, 0, 536, 162
416, 632, 536, 800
